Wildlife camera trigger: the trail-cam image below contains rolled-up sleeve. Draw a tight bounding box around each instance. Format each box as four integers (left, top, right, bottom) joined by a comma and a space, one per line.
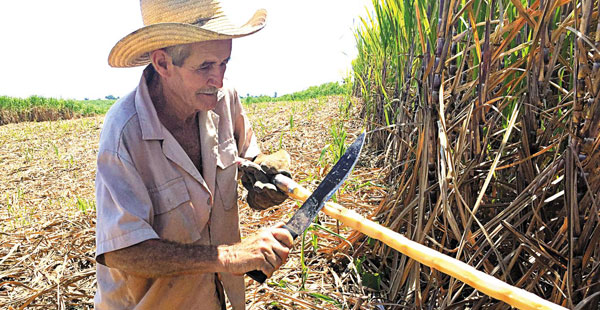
231, 89, 261, 159
95, 149, 159, 259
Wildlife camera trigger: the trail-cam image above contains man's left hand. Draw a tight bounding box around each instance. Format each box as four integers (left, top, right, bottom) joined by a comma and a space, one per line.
240, 150, 291, 210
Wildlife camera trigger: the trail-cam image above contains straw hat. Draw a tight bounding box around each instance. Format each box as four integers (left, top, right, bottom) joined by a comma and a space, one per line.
108, 0, 267, 68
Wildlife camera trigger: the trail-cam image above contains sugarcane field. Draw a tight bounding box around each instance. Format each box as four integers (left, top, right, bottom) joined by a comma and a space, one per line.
1, 0, 600, 309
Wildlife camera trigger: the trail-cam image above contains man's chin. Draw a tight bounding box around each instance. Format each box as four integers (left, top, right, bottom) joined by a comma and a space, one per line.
196, 95, 218, 111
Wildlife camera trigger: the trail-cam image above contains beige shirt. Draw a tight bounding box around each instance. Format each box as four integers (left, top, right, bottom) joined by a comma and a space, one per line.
94, 68, 260, 310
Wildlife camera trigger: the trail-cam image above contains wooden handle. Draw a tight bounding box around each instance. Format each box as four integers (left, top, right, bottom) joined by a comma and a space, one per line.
273, 175, 566, 310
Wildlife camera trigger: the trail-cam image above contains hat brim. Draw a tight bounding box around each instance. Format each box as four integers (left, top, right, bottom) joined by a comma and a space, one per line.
108, 9, 266, 68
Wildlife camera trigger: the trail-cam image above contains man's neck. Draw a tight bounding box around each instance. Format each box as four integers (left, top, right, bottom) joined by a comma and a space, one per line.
148, 75, 197, 132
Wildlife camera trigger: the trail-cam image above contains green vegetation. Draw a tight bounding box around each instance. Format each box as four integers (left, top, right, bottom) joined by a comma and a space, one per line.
0, 96, 114, 114
242, 81, 349, 105
0, 96, 114, 125
352, 0, 599, 308
0, 81, 348, 125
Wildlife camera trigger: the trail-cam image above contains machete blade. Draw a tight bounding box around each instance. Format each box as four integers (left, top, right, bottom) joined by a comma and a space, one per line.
283, 131, 365, 238
246, 132, 366, 283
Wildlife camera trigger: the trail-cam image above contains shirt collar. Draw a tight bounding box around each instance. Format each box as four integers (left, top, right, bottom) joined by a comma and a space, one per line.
135, 65, 165, 141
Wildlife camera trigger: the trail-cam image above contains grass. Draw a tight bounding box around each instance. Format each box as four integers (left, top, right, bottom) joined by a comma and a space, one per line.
0, 96, 114, 114
242, 81, 350, 105
0, 115, 102, 233
0, 96, 114, 125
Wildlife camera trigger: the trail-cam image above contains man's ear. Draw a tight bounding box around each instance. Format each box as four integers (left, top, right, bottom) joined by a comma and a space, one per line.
150, 49, 171, 78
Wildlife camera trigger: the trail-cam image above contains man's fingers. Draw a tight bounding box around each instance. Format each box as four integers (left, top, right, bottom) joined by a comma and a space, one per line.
259, 164, 292, 178
259, 164, 279, 176
261, 247, 281, 272
271, 240, 290, 263
241, 173, 254, 190
271, 227, 294, 249
255, 229, 291, 276
255, 181, 287, 202
239, 160, 262, 172
255, 171, 271, 184
265, 188, 287, 203
278, 170, 292, 178
259, 230, 290, 275
240, 161, 270, 183
253, 181, 275, 192
222, 224, 296, 277
246, 181, 287, 210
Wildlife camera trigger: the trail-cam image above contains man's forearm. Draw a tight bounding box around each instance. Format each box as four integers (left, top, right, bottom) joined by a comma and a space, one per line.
101, 239, 228, 278
100, 225, 293, 279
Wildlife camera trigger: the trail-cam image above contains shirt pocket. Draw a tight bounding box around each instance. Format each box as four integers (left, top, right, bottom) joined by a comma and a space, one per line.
148, 177, 201, 243
216, 138, 238, 210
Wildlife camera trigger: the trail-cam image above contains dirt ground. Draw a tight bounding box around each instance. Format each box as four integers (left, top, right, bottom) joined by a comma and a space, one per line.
0, 96, 387, 309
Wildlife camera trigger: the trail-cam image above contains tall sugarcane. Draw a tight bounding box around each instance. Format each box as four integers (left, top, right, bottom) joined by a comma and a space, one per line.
352, 0, 600, 307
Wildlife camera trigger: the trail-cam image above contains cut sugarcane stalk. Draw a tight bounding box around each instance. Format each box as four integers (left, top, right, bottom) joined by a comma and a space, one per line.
273, 174, 567, 310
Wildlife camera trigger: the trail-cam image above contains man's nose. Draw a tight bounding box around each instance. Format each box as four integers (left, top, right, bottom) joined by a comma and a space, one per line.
207, 78, 222, 89
207, 68, 225, 89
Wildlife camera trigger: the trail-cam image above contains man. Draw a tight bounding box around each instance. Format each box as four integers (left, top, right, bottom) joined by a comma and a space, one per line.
94, 0, 294, 309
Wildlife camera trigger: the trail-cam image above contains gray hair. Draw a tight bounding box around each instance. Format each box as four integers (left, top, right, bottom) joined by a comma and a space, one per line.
162, 44, 192, 67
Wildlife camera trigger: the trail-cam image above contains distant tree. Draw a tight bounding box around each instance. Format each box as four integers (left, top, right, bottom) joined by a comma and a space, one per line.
105, 95, 117, 100
84, 98, 89, 101
274, 92, 277, 98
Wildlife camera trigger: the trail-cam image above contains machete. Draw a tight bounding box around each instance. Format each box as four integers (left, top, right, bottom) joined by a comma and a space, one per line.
246, 132, 366, 283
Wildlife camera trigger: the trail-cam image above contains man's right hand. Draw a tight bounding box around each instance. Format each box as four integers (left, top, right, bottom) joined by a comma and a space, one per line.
218, 224, 293, 277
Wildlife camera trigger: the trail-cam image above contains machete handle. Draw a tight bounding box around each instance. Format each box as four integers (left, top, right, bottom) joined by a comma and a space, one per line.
239, 171, 303, 283
246, 269, 267, 283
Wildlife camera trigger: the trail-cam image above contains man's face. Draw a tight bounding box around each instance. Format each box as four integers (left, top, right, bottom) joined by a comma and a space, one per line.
163, 40, 232, 112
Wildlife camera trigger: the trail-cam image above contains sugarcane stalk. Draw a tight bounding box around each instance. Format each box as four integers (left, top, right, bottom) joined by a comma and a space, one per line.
274, 175, 567, 310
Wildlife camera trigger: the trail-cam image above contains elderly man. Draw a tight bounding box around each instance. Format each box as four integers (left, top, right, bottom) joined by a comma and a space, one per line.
94, 0, 293, 309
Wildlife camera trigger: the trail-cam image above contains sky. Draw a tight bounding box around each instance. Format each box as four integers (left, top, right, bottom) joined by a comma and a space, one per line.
0, 0, 372, 100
